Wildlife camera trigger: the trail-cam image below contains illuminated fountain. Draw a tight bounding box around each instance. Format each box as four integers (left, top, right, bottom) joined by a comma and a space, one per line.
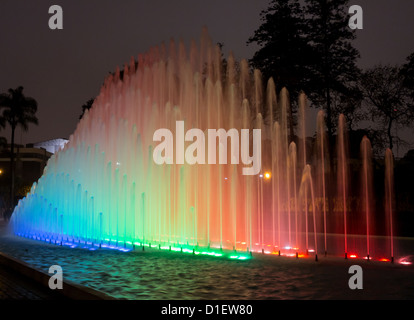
10, 29, 402, 262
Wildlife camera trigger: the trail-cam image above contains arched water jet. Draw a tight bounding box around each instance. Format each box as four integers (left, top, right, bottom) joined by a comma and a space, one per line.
385, 149, 395, 263
289, 142, 298, 252
300, 165, 318, 261
298, 93, 309, 254
361, 136, 373, 260
8, 29, 404, 263
267, 78, 277, 249
337, 115, 349, 259
242, 99, 252, 252
316, 110, 328, 256
273, 122, 282, 251
256, 113, 264, 252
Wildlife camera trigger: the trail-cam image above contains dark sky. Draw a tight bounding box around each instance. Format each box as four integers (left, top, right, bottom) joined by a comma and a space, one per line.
1, 0, 414, 151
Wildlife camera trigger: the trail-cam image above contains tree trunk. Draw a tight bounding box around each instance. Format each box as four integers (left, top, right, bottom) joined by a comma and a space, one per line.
387, 119, 393, 151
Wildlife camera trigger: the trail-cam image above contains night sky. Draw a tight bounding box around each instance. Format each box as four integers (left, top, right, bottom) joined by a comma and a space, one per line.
1, 0, 414, 152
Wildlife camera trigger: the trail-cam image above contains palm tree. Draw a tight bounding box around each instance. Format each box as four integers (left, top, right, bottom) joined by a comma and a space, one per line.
0, 86, 38, 209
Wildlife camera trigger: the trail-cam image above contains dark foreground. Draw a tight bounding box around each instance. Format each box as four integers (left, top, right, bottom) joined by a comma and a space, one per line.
0, 262, 63, 300
1, 220, 414, 300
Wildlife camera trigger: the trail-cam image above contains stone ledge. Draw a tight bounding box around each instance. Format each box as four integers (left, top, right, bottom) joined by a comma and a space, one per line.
0, 251, 116, 300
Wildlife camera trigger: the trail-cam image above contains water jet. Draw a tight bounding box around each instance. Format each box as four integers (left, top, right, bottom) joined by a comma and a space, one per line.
8, 30, 403, 264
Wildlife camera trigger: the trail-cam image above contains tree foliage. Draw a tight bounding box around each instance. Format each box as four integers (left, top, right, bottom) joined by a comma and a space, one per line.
0, 86, 38, 207
401, 52, 414, 104
79, 98, 95, 120
304, 0, 361, 136
360, 65, 413, 151
248, 0, 312, 99
248, 0, 361, 137
0, 87, 38, 131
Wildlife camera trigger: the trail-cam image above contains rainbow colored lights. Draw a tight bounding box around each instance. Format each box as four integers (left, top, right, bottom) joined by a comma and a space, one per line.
9, 30, 405, 265
13, 231, 252, 260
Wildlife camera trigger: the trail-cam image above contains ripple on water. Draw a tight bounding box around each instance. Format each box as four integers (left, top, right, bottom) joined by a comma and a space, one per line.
1, 231, 414, 300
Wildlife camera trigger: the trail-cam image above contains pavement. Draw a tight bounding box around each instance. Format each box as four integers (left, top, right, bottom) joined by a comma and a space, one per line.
0, 263, 63, 300
0, 218, 62, 300
0, 218, 114, 300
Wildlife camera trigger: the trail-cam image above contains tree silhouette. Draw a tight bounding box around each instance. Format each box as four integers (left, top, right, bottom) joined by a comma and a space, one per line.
248, 0, 361, 139
304, 0, 361, 138
401, 52, 414, 105
247, 0, 315, 141
248, 0, 313, 98
79, 98, 95, 120
360, 65, 412, 151
0, 86, 38, 208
